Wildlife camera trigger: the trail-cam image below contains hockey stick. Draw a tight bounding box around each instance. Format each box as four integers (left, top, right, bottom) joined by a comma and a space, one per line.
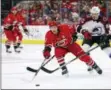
26, 55, 55, 73
31, 59, 46, 80
40, 45, 100, 74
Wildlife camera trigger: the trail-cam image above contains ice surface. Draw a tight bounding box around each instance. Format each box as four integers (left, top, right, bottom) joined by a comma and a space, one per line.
1, 44, 111, 89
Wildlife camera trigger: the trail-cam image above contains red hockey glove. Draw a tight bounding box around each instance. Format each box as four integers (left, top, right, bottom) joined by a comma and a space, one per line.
82, 30, 92, 40
43, 51, 50, 59
43, 46, 51, 59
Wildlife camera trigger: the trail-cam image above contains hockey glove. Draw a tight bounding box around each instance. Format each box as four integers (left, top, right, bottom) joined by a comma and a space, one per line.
43, 46, 51, 59
72, 33, 78, 42
8, 25, 13, 30
4, 25, 13, 30
108, 35, 111, 40
82, 30, 92, 40
24, 29, 29, 36
100, 34, 110, 49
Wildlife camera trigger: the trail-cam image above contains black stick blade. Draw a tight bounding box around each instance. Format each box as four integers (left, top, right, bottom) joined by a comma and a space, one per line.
41, 66, 54, 73
26, 67, 37, 72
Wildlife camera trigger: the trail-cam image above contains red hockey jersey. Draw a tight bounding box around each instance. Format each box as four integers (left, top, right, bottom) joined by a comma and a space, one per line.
45, 24, 76, 48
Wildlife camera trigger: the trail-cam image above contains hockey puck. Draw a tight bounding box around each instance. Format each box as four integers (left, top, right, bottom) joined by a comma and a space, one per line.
35, 84, 40, 86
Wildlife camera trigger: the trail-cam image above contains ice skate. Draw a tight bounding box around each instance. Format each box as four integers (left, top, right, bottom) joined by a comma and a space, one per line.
92, 63, 102, 74
6, 49, 12, 53
87, 66, 93, 71
61, 66, 69, 77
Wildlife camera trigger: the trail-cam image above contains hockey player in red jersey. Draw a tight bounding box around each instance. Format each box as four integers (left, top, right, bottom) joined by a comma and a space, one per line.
43, 21, 102, 76
14, 9, 29, 48
3, 7, 20, 53
3, 7, 29, 53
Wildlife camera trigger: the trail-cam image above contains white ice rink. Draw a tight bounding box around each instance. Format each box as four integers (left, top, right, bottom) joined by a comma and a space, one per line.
1, 44, 111, 89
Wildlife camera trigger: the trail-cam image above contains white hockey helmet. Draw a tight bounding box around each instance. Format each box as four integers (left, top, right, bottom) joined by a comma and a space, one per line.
90, 6, 100, 14
90, 6, 100, 20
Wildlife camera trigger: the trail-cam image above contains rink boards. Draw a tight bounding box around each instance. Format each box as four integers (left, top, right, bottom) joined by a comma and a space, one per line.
1, 25, 111, 45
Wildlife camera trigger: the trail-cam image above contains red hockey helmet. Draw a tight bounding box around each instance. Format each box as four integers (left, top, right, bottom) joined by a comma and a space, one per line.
48, 21, 57, 27
11, 6, 17, 11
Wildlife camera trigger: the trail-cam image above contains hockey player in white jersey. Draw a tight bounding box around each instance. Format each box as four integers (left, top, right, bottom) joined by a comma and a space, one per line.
77, 6, 111, 71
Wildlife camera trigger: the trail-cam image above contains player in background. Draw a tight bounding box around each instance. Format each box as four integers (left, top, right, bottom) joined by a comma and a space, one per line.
3, 7, 20, 53
77, 6, 111, 71
43, 21, 102, 76
71, 12, 81, 27
77, 6, 111, 59
14, 9, 29, 48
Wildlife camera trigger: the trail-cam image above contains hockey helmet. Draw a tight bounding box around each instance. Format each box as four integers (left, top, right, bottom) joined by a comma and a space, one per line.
11, 6, 17, 11
48, 21, 57, 27
90, 6, 100, 14
90, 6, 100, 20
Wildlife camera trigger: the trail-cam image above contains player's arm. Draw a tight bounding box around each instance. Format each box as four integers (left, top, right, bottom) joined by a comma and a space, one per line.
22, 26, 29, 34
77, 18, 92, 40
4, 18, 13, 30
18, 14, 29, 35
4, 24, 13, 30
100, 17, 111, 41
43, 32, 52, 59
104, 18, 111, 39
70, 25, 78, 42
102, 17, 110, 34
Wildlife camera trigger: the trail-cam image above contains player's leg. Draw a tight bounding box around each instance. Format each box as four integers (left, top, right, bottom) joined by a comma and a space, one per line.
12, 31, 20, 53
68, 42, 102, 74
4, 30, 12, 53
82, 39, 94, 71
14, 28, 23, 48
5, 40, 12, 53
17, 31, 23, 48
55, 47, 68, 76
102, 47, 111, 59
99, 36, 111, 59
82, 39, 93, 53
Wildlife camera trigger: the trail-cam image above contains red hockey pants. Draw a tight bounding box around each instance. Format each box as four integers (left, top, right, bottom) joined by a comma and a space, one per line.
54, 42, 94, 66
